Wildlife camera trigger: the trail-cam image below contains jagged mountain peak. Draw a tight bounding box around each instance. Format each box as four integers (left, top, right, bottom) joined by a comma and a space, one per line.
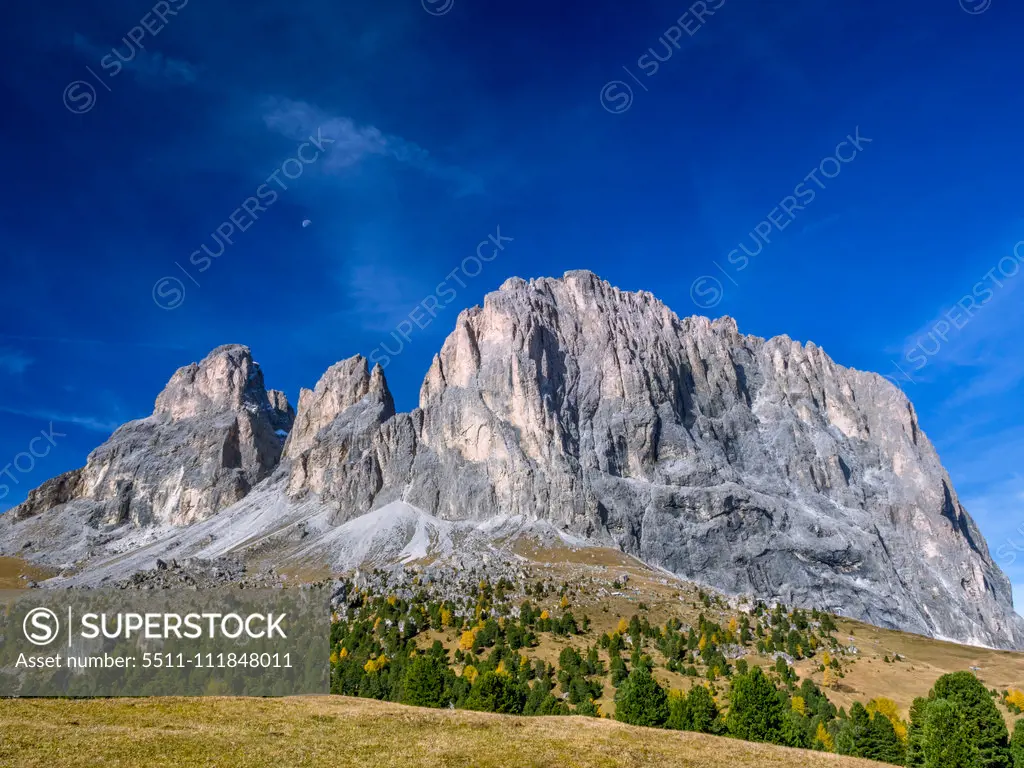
285, 355, 395, 459
154, 343, 259, 418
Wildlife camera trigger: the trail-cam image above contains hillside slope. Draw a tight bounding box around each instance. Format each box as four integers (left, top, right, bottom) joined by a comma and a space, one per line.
321, 541, 1024, 730
0, 696, 883, 768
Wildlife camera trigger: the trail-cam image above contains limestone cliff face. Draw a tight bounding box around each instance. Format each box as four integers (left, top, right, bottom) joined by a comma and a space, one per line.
8, 344, 293, 528
3, 274, 1020, 648
282, 271, 1023, 647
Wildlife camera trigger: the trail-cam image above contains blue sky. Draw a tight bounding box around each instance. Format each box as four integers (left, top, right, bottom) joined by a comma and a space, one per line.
2, 0, 1023, 605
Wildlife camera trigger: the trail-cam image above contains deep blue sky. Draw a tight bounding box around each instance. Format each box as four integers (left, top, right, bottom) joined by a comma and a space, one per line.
2, 0, 1023, 603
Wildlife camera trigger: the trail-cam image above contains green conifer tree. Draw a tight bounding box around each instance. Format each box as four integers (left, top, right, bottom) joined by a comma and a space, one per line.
401, 654, 449, 708
907, 696, 931, 767
924, 698, 980, 768
666, 690, 692, 731
464, 671, 525, 714
726, 667, 786, 744
687, 684, 721, 734
932, 671, 1011, 768
614, 663, 669, 727
1010, 720, 1024, 768
865, 707, 905, 765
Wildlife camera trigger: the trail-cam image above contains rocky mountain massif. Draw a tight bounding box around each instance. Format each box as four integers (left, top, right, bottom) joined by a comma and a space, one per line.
2, 271, 1021, 650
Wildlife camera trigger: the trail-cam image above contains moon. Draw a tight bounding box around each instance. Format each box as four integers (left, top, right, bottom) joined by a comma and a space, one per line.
301, 219, 312, 228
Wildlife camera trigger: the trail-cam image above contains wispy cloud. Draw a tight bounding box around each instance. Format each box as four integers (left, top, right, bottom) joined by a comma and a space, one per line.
0, 406, 120, 434
262, 98, 481, 194
72, 33, 198, 86
884, 258, 1024, 401
943, 351, 1024, 407
0, 348, 33, 375
345, 262, 433, 332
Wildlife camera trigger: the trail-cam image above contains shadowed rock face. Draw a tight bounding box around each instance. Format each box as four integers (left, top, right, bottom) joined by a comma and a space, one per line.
3, 273, 1021, 648
7, 344, 293, 528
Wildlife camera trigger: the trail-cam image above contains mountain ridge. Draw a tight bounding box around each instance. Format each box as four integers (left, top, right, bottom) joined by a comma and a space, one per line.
2, 270, 1020, 650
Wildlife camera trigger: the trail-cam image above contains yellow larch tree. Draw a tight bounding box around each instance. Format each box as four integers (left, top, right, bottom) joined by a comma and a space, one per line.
815, 721, 835, 752
459, 630, 477, 651
867, 698, 908, 743
1006, 689, 1024, 710
822, 666, 836, 690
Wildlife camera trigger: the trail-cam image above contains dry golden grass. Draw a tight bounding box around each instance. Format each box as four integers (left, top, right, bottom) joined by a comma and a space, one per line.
0, 696, 884, 768
797, 618, 1024, 723
0, 557, 55, 589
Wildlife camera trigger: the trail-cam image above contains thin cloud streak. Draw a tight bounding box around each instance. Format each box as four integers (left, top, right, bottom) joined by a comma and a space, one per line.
262, 98, 482, 194
72, 33, 198, 86
0, 406, 122, 434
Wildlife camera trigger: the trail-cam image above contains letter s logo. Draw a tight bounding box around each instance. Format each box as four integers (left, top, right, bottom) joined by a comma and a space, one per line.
23, 607, 60, 646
